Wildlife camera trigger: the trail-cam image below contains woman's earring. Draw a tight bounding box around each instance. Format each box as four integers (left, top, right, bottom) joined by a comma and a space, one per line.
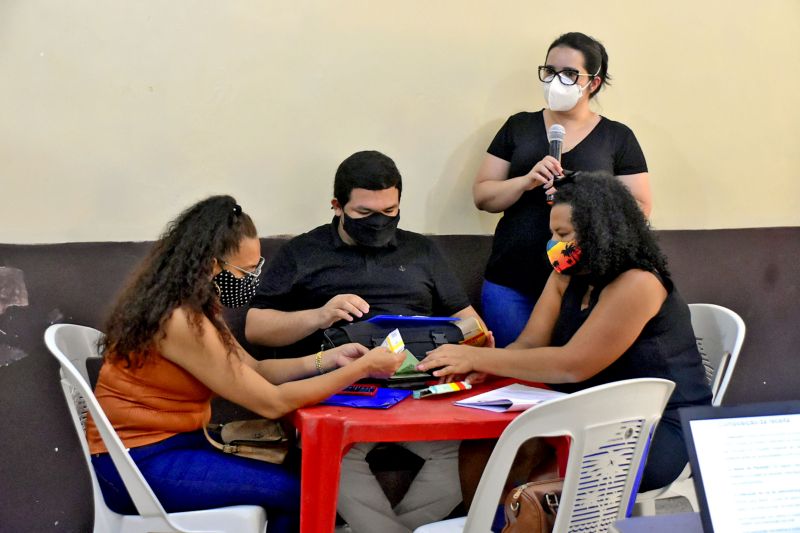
212, 280, 221, 296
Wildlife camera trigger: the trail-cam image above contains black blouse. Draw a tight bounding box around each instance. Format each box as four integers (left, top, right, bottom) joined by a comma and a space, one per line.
484, 110, 648, 297
547, 273, 712, 412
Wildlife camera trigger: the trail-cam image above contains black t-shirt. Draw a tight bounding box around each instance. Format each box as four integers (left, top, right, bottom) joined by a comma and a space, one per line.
484, 110, 648, 297
249, 217, 472, 357
548, 274, 712, 411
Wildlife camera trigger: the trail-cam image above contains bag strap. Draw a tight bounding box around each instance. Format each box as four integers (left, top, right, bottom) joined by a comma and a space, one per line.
508, 478, 563, 516
203, 425, 239, 455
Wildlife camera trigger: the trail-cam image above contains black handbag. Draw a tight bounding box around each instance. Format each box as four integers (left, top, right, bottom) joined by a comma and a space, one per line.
322, 320, 465, 360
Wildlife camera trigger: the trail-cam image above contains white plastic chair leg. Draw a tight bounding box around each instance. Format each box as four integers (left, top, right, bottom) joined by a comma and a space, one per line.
668, 478, 699, 512
632, 498, 656, 517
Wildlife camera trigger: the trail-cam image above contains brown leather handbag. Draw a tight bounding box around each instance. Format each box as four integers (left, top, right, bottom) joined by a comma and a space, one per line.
502, 477, 564, 533
204, 419, 291, 464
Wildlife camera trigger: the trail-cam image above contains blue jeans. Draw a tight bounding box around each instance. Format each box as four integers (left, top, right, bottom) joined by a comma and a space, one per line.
91, 431, 300, 533
481, 280, 537, 348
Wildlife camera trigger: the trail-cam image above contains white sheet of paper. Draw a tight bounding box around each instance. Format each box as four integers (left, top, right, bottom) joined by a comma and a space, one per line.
690, 413, 800, 532
454, 383, 566, 412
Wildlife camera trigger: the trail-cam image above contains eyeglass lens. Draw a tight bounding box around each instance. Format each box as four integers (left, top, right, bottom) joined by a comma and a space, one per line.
538, 66, 580, 85
225, 256, 264, 277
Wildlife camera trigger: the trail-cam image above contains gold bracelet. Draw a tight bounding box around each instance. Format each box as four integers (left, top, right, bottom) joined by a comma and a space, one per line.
315, 350, 325, 375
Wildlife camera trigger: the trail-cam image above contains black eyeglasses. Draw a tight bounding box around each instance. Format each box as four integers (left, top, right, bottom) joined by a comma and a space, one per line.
223, 256, 265, 278
538, 66, 596, 86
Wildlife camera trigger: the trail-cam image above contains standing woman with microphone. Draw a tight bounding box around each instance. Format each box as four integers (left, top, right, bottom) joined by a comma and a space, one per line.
474, 32, 651, 347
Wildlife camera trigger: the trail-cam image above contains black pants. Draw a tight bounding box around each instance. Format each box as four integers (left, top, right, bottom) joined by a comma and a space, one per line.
638, 410, 689, 492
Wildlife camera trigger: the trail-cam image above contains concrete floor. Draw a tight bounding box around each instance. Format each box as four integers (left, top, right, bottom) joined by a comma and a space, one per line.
334, 496, 692, 533
655, 495, 694, 514
333, 496, 694, 531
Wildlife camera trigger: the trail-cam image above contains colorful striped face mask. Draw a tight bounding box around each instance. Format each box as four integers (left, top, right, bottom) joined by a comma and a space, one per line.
546, 239, 583, 274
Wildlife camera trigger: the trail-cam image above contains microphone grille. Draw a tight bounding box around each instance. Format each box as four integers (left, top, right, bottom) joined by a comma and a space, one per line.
547, 124, 566, 143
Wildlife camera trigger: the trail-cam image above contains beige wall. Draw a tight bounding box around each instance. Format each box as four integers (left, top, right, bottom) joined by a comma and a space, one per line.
1, 0, 798, 243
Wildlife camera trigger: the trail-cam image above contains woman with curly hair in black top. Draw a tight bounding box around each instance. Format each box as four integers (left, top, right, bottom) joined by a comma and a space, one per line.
419, 173, 710, 493
88, 195, 404, 532
475, 32, 652, 348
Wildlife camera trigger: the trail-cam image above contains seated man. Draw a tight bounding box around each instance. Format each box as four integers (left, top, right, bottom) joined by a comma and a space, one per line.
246, 150, 484, 533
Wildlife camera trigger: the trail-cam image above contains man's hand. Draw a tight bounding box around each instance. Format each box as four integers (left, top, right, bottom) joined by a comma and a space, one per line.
484, 330, 496, 349
316, 294, 370, 329
438, 371, 488, 385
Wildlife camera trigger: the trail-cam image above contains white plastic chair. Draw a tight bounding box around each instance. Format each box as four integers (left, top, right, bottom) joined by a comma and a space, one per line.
633, 303, 745, 516
414, 378, 675, 533
45, 323, 268, 533
690, 303, 746, 406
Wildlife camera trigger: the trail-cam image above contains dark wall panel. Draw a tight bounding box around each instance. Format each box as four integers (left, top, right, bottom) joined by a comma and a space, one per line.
1, 228, 798, 530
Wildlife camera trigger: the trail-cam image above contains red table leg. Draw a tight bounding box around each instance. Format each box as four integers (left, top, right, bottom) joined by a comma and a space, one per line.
545, 436, 571, 477
298, 415, 349, 533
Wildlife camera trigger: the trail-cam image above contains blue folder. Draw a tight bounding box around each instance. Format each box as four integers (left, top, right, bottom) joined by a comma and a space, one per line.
321, 387, 412, 409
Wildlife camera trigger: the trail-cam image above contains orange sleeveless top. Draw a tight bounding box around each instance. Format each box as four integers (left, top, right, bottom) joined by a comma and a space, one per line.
86, 349, 213, 454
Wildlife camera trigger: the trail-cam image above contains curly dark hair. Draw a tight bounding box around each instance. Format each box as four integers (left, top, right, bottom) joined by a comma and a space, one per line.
553, 172, 668, 283
102, 195, 257, 366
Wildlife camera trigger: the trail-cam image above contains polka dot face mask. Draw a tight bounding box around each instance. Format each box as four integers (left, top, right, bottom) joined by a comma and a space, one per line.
212, 258, 263, 308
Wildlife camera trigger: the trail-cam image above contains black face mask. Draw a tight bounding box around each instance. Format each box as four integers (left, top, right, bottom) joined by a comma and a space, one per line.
212, 269, 259, 308
342, 211, 400, 248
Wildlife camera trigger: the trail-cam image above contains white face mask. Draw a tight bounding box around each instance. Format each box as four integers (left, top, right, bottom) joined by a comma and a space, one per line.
542, 69, 600, 111
541, 75, 595, 112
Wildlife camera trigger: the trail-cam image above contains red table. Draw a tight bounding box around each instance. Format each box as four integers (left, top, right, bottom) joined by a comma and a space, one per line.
288, 379, 522, 533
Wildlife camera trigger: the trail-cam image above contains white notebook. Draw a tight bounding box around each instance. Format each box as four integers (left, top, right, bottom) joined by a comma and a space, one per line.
454, 383, 566, 412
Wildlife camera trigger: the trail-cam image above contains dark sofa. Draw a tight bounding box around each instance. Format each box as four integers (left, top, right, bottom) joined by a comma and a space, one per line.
1, 227, 798, 531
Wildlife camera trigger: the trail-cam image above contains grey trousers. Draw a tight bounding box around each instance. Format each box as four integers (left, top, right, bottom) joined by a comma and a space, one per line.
337, 440, 461, 533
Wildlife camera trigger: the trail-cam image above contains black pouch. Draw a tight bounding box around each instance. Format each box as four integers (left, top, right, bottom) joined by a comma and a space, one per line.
322, 320, 465, 361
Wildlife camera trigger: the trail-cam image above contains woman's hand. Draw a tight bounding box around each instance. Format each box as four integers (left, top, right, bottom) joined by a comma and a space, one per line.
416, 344, 480, 378
442, 331, 493, 384
526, 155, 563, 191
360, 347, 406, 379
326, 343, 369, 368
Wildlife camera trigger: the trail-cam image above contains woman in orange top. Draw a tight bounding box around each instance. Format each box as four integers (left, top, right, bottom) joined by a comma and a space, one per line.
88, 195, 404, 532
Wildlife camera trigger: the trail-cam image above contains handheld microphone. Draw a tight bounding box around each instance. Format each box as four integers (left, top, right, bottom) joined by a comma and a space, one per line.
547, 124, 565, 162
546, 124, 565, 204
